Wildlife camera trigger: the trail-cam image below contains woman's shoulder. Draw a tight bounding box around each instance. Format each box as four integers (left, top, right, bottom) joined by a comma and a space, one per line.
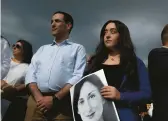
136, 57, 146, 67
18, 63, 29, 70
17, 63, 29, 76
20, 63, 29, 67
117, 108, 140, 121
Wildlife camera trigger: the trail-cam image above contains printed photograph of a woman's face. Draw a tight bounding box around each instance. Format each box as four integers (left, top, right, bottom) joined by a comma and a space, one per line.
73, 74, 105, 121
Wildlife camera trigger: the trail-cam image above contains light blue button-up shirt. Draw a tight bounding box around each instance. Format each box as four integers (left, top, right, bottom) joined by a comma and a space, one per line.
25, 40, 86, 92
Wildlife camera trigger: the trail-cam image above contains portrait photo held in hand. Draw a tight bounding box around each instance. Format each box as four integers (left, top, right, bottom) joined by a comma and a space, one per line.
70, 69, 120, 121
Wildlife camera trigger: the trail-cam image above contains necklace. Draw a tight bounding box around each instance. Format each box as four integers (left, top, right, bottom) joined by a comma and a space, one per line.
111, 57, 115, 61
110, 55, 120, 61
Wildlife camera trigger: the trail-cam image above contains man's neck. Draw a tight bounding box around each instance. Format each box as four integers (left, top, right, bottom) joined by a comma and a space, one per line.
162, 43, 168, 48
55, 34, 69, 44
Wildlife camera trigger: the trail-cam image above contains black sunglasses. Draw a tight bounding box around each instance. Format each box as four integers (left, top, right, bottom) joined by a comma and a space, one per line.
12, 44, 22, 49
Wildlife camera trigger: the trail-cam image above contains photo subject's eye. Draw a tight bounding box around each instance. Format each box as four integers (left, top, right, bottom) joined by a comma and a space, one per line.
78, 99, 84, 105
89, 94, 95, 99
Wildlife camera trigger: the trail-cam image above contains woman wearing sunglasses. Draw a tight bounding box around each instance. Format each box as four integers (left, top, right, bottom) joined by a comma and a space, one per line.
1, 39, 33, 121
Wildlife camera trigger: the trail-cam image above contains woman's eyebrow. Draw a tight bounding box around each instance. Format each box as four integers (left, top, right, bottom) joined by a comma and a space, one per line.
110, 28, 117, 31
105, 28, 117, 31
78, 98, 83, 102
88, 90, 96, 97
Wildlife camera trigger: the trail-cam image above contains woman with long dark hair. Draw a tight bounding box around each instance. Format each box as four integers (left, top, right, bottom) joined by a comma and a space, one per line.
85, 20, 151, 121
1, 39, 33, 121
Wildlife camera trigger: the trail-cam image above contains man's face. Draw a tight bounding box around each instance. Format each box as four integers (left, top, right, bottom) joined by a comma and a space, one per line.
51, 13, 71, 37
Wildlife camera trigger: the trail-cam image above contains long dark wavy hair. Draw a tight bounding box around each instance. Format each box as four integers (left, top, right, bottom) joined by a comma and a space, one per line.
17, 39, 33, 64
87, 20, 139, 90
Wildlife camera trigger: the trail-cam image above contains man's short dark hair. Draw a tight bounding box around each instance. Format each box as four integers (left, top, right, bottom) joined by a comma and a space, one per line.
53, 11, 74, 33
161, 24, 168, 45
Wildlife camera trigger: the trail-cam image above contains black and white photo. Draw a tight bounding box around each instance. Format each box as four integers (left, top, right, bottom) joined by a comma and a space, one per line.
70, 70, 120, 121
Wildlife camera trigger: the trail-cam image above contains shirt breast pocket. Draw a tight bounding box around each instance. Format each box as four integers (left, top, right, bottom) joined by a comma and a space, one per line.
61, 55, 75, 70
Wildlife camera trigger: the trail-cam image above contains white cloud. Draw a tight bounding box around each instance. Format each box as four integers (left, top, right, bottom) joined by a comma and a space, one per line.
1, 9, 50, 43
125, 17, 162, 46
1, 10, 35, 40
28, 15, 50, 29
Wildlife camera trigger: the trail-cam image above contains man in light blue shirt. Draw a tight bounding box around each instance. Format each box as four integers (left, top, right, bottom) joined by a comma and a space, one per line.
24, 11, 86, 121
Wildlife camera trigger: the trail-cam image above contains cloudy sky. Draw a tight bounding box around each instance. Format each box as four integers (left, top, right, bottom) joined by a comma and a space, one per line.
1, 0, 168, 65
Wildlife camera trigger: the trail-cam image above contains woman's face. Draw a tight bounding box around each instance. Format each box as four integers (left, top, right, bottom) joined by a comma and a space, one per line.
12, 42, 23, 57
103, 22, 120, 49
78, 81, 104, 121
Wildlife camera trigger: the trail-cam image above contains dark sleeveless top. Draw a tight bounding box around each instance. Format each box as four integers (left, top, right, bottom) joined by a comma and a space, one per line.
98, 64, 124, 89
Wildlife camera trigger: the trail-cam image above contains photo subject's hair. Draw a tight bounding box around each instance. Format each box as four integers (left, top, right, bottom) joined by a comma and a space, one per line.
73, 74, 103, 121
72, 74, 116, 121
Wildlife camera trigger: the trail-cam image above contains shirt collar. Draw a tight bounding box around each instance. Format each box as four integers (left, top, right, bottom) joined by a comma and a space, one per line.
51, 39, 72, 46
162, 46, 168, 49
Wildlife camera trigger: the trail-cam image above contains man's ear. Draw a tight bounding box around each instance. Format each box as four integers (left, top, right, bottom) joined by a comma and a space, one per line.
66, 22, 72, 31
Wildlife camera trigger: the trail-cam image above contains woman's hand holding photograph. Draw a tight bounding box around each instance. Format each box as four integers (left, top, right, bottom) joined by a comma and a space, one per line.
101, 86, 120, 100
